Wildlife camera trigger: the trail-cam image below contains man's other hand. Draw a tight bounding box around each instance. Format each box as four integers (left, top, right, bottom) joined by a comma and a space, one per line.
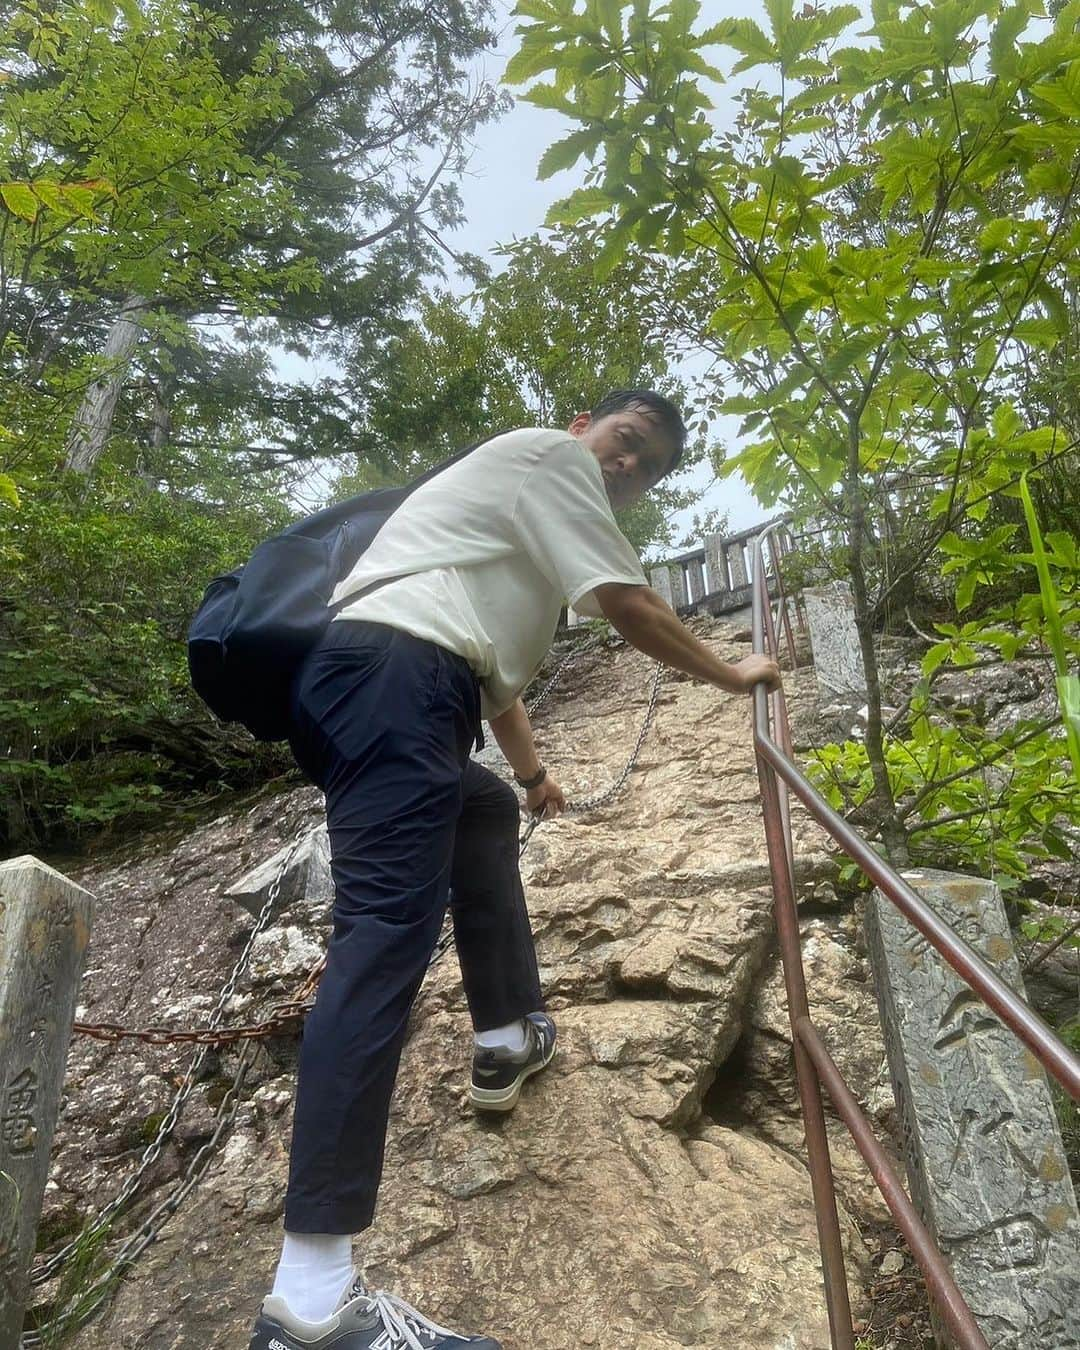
526, 775, 566, 819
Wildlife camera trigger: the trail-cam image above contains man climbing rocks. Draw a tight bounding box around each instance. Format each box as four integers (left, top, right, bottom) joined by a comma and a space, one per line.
248, 390, 781, 1350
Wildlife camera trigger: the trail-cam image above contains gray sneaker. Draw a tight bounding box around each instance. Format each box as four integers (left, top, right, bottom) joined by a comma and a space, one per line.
469, 1012, 557, 1113
248, 1276, 502, 1349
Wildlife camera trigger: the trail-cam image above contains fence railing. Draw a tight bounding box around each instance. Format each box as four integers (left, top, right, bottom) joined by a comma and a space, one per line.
749, 524, 1080, 1350
653, 516, 796, 612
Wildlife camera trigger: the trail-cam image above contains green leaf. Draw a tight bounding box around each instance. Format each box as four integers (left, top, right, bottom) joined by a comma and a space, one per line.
1031, 59, 1080, 118
635, 206, 670, 249
990, 3, 1032, 77
522, 82, 579, 115
30, 181, 67, 215
537, 128, 600, 179
544, 186, 613, 226
991, 400, 1023, 443
1025, 159, 1075, 197
922, 641, 952, 677
823, 331, 878, 378
1041, 828, 1073, 862
1, 183, 40, 222
978, 218, 1014, 252
955, 568, 978, 612
503, 41, 561, 85
58, 184, 99, 220
700, 17, 775, 71
596, 0, 625, 45
0, 473, 19, 508
1013, 317, 1063, 350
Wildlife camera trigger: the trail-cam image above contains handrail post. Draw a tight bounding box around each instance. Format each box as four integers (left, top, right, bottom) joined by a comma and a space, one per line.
794, 1018, 991, 1350
751, 542, 855, 1350
758, 563, 796, 882
755, 755, 856, 1350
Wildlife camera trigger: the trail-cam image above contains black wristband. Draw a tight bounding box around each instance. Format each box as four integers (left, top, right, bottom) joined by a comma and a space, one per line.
514, 765, 547, 791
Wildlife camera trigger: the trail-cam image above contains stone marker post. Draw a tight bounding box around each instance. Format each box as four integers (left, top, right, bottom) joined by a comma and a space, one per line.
0, 857, 94, 1347
669, 564, 688, 610
726, 542, 748, 589
686, 557, 706, 604
802, 580, 866, 700
649, 564, 675, 607
865, 868, 1080, 1348
704, 533, 730, 597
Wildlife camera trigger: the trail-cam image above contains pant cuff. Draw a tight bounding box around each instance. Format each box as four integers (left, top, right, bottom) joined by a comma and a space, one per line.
283, 1197, 376, 1236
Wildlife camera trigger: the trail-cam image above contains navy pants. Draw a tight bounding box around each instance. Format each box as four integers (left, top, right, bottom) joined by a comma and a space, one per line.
283, 620, 544, 1233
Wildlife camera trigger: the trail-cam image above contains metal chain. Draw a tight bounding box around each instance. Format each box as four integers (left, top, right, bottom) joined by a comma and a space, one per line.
428, 655, 664, 967
70, 994, 314, 1049
31, 835, 303, 1287
566, 660, 663, 814
22, 1039, 259, 1347
524, 635, 601, 719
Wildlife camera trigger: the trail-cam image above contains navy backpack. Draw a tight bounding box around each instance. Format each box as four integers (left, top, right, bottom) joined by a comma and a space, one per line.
187, 437, 494, 742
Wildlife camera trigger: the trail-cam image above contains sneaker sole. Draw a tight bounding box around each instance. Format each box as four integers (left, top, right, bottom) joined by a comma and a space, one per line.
469, 1039, 556, 1112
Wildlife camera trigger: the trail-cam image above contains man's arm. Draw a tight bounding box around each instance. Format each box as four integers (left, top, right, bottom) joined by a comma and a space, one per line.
594, 583, 781, 693
488, 698, 566, 817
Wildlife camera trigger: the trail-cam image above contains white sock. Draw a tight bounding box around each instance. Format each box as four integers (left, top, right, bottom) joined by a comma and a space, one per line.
271, 1231, 353, 1324
475, 1017, 528, 1052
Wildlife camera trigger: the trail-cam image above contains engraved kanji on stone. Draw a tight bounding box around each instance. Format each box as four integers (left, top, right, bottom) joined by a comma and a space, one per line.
1, 1068, 38, 1155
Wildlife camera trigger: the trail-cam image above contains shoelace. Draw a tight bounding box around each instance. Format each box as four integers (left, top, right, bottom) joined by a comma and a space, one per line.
362, 1288, 461, 1350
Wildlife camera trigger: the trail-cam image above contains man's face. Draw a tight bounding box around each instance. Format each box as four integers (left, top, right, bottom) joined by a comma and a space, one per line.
571, 407, 676, 512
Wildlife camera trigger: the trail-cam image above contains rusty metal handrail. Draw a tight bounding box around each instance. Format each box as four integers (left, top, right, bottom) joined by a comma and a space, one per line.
748, 525, 1080, 1350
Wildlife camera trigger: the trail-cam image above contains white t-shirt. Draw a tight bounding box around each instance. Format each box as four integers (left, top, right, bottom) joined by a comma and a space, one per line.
330, 428, 648, 717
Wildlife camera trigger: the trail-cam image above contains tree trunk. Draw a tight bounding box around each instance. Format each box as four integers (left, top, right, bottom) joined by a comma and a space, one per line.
137, 369, 173, 489
844, 425, 909, 864
63, 296, 148, 477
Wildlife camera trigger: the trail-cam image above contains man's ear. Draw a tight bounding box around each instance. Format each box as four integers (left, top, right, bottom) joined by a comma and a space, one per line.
568, 411, 591, 436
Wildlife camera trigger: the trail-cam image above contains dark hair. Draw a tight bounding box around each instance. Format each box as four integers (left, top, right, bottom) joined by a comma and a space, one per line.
589, 389, 688, 475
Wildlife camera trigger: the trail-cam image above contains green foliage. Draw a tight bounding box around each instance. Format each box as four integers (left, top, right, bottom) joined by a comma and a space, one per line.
0, 0, 305, 300
0, 467, 290, 851
0, 0, 504, 851
808, 707, 1080, 883
0, 0, 503, 498
1020, 471, 1080, 777
25, 1206, 118, 1348
512, 0, 1080, 875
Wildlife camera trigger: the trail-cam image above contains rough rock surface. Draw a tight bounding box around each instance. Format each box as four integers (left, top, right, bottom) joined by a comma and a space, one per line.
720, 912, 896, 1228
35, 620, 876, 1349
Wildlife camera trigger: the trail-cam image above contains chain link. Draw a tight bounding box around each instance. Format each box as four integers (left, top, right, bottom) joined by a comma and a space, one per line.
27, 645, 662, 1344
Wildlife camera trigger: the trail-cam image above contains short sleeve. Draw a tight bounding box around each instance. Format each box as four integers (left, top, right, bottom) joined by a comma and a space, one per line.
512, 437, 648, 617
